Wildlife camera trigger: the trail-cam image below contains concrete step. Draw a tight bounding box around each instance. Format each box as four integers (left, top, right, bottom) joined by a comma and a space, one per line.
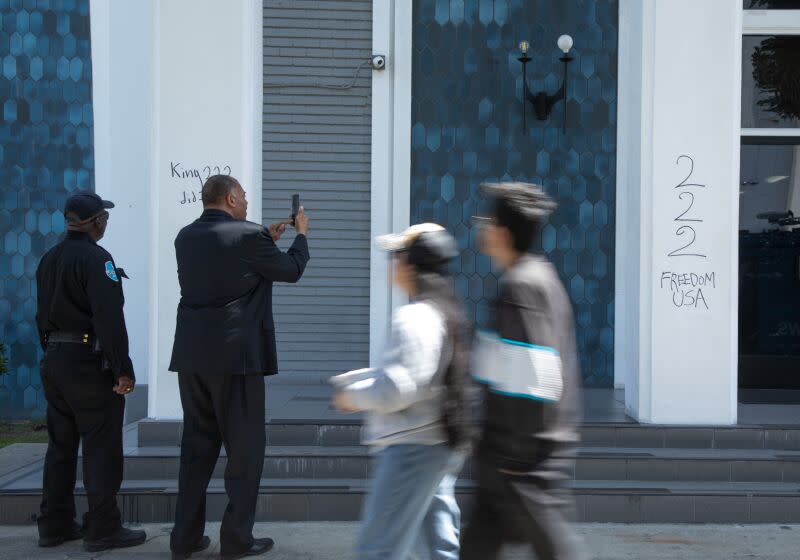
138, 420, 800, 450
88, 446, 800, 483
3, 478, 800, 524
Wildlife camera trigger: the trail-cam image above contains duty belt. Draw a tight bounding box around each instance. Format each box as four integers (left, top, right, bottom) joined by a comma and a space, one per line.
47, 332, 95, 345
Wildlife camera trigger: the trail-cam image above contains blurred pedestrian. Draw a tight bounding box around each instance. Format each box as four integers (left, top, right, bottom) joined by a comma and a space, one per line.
331, 223, 473, 560
462, 182, 585, 560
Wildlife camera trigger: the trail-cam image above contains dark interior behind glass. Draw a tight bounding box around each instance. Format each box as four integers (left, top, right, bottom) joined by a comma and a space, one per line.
739, 140, 800, 389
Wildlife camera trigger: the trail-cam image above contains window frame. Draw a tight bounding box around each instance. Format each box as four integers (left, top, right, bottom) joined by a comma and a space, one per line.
742, 11, 800, 137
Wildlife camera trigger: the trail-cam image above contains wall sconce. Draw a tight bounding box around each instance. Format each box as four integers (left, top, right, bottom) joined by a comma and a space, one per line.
518, 35, 574, 133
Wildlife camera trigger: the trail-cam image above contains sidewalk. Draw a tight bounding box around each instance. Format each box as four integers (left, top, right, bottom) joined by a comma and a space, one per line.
0, 522, 798, 559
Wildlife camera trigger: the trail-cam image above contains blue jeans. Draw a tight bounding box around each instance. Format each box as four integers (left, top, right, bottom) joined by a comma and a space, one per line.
355, 444, 463, 560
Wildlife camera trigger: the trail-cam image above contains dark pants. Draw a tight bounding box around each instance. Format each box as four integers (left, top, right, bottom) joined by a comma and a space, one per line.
461, 456, 584, 560
38, 342, 125, 541
170, 373, 266, 556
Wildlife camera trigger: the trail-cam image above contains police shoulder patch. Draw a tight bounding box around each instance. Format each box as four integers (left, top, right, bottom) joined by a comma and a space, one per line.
105, 261, 119, 282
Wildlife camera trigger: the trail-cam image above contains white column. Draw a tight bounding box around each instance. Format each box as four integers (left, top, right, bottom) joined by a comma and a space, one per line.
89, 0, 156, 412
617, 0, 742, 424
147, 0, 263, 418
369, 0, 413, 366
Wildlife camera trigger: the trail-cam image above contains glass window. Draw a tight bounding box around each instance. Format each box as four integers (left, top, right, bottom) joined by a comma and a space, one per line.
745, 0, 800, 8
742, 35, 800, 129
739, 140, 800, 389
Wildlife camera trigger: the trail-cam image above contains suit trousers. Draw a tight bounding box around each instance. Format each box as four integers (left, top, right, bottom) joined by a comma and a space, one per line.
170, 373, 266, 556
38, 342, 125, 540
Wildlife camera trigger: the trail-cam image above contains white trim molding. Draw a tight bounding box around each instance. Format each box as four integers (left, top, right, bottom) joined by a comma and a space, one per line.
743, 10, 800, 34
741, 128, 800, 137
369, 0, 413, 366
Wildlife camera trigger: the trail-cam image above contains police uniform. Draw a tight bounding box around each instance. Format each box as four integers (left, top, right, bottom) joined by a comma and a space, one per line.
35, 192, 144, 551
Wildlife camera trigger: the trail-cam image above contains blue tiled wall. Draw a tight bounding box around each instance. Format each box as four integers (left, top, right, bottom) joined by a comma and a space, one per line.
0, 0, 94, 418
411, 0, 617, 387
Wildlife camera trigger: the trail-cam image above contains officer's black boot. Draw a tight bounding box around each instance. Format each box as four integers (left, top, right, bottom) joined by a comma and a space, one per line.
83, 526, 147, 552
38, 521, 83, 548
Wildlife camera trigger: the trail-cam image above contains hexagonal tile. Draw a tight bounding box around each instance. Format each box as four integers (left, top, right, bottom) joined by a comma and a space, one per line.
4, 231, 18, 253
412, 122, 425, 148
11, 254, 24, 278
3, 98, 17, 121
17, 232, 31, 256
579, 200, 593, 227
29, 55, 42, 80
595, 153, 609, 179
551, 220, 568, 249
426, 125, 441, 151
76, 124, 90, 148
25, 252, 39, 276
482, 274, 498, 299
2, 54, 16, 79
56, 55, 69, 79
485, 124, 499, 148
63, 32, 76, 57
563, 251, 577, 278
494, 0, 508, 25
24, 209, 37, 233
439, 173, 455, 202
479, 1, 493, 25
594, 200, 608, 227
570, 275, 585, 303
585, 278, 599, 303
23, 385, 37, 410
56, 12, 70, 36
69, 56, 82, 81
468, 274, 483, 302
541, 223, 556, 253
478, 97, 492, 123
476, 254, 492, 278
68, 102, 82, 125
536, 149, 550, 176
37, 211, 51, 234
463, 151, 477, 174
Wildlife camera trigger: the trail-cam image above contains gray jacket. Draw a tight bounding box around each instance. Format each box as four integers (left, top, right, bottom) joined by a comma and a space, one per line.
474, 255, 582, 470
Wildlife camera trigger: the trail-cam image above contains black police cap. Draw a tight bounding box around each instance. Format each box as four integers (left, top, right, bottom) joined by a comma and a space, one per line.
64, 191, 115, 223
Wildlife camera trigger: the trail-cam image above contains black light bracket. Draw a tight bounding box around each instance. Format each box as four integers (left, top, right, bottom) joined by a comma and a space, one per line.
518, 35, 574, 133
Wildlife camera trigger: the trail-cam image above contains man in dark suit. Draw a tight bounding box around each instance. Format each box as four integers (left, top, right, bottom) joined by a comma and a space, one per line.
168, 175, 310, 560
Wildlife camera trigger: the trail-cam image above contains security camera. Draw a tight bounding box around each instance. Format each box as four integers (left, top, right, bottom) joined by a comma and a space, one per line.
371, 55, 386, 70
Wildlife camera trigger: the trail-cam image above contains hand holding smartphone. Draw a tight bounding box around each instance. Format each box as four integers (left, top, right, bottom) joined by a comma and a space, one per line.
291, 194, 309, 236
291, 194, 300, 226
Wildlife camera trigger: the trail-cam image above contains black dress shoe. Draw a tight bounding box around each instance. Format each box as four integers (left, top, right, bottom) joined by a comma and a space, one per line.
172, 535, 212, 559
38, 522, 83, 547
84, 527, 147, 552
220, 537, 275, 559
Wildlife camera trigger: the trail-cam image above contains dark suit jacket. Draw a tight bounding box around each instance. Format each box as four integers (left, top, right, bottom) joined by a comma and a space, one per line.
169, 209, 310, 375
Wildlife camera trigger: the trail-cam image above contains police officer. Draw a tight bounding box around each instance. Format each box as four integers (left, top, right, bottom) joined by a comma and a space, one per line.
35, 191, 146, 552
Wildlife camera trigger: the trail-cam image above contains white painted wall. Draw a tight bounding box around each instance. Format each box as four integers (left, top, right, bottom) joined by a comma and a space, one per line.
89, 0, 156, 393
91, 0, 261, 419
147, 0, 262, 418
619, 0, 742, 424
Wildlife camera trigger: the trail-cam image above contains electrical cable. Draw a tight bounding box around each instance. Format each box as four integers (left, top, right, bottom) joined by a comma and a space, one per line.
264, 59, 372, 91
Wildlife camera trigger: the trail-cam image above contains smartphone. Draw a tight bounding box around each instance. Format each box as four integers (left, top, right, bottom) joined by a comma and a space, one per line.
291, 194, 300, 226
